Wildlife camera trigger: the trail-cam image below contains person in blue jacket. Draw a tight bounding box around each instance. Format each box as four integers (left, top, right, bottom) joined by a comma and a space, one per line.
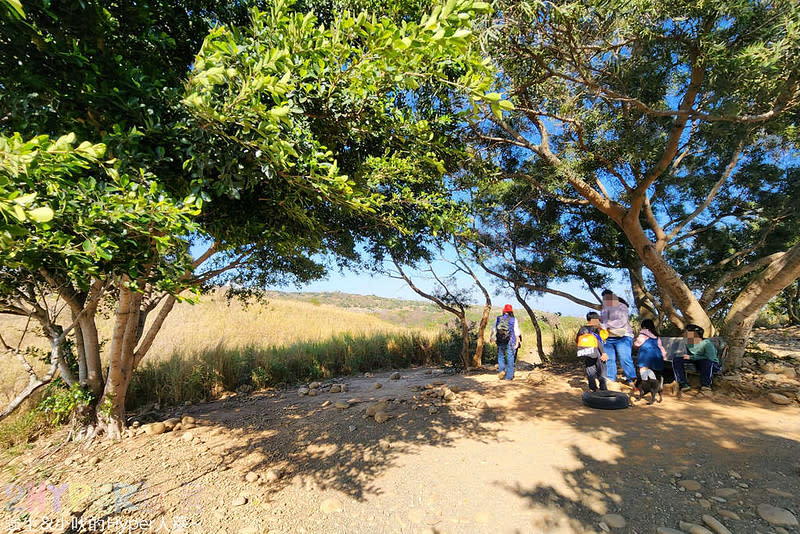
490, 304, 521, 380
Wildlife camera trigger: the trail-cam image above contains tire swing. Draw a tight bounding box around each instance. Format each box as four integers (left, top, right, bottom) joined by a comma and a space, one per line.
581, 390, 630, 410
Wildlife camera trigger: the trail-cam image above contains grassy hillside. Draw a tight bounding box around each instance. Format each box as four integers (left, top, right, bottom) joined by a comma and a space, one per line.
0, 290, 582, 400
269, 290, 582, 333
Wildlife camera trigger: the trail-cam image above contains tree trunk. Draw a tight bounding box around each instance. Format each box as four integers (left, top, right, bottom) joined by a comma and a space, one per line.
73, 321, 87, 384
786, 281, 800, 325
628, 262, 657, 321
621, 213, 711, 332
96, 377, 130, 440
53, 326, 76, 388
722, 314, 757, 371
79, 307, 104, 397
723, 241, 800, 367
460, 315, 472, 369
133, 295, 177, 368
97, 280, 142, 439
473, 300, 491, 368
513, 285, 546, 363
0, 334, 65, 421
64, 299, 103, 397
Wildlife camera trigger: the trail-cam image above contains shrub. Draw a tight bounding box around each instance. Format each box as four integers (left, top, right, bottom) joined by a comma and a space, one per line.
126, 330, 450, 409
549, 327, 578, 362
37, 382, 93, 425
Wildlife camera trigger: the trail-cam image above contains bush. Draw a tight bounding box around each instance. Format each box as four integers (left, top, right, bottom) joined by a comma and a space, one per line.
438, 319, 479, 368
127, 330, 450, 410
37, 382, 94, 425
549, 327, 578, 362
754, 308, 785, 328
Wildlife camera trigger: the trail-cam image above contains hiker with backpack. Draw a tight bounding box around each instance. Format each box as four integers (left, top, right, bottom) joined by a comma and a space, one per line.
490, 304, 522, 380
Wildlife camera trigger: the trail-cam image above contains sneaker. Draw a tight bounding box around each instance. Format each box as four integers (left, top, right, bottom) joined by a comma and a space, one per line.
680, 383, 691, 392
700, 386, 712, 392
498, 371, 505, 379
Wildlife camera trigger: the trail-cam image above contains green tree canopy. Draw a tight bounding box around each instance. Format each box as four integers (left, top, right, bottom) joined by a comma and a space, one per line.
0, 0, 501, 436
467, 0, 800, 365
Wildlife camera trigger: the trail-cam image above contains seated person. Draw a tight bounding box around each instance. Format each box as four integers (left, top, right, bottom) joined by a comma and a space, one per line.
633, 318, 667, 377
674, 323, 718, 393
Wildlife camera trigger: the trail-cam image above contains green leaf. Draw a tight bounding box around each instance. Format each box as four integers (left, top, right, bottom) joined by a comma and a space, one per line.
27, 207, 55, 223
269, 105, 291, 118
13, 193, 37, 206
1, 0, 25, 19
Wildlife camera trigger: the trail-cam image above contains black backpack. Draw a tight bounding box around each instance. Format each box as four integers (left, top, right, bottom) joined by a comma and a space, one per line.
496, 316, 511, 344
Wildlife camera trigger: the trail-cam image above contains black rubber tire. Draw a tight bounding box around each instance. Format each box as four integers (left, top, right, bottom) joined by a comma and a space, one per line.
581, 390, 630, 410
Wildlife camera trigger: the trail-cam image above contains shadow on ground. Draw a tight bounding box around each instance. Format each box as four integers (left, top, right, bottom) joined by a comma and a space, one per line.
3, 357, 799, 534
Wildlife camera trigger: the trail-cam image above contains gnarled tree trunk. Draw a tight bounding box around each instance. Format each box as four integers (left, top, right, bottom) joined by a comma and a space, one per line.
620, 213, 713, 333
473, 300, 491, 368
459, 315, 472, 369
628, 262, 657, 321
723, 242, 800, 368
96, 279, 142, 439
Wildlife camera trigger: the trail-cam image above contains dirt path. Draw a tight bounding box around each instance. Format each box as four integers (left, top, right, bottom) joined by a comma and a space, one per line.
2, 351, 799, 534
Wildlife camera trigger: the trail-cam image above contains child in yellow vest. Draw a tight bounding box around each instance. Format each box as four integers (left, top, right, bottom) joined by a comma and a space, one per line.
576, 311, 609, 392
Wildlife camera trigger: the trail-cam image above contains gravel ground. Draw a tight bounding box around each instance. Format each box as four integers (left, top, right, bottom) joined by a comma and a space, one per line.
1, 331, 799, 534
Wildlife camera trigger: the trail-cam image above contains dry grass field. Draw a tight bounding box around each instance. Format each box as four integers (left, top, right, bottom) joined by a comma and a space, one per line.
0, 291, 409, 401
0, 290, 582, 449
139, 291, 412, 359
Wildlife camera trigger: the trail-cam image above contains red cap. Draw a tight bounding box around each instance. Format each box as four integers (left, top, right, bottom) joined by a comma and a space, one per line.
503, 304, 513, 313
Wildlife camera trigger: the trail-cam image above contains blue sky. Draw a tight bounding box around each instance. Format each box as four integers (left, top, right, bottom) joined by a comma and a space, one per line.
192, 242, 630, 320
276, 262, 629, 319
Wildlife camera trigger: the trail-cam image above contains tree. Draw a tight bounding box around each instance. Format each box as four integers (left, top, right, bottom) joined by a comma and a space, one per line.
0, 133, 199, 425
0, 0, 500, 436
392, 257, 474, 368
391, 243, 493, 368
770, 280, 800, 325
471, 0, 800, 366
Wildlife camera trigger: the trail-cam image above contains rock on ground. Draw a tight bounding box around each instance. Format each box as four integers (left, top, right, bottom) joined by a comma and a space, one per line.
374, 411, 390, 423
320, 498, 343, 513
678, 480, 702, 491
144, 422, 166, 435
702, 514, 733, 534
768, 392, 792, 405
757, 503, 799, 527
601, 513, 626, 529
679, 521, 714, 534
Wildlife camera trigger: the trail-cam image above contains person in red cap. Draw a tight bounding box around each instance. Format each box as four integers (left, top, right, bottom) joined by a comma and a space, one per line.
490, 304, 522, 380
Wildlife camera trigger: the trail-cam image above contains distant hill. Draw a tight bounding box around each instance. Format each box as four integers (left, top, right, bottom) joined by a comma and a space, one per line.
264, 290, 581, 332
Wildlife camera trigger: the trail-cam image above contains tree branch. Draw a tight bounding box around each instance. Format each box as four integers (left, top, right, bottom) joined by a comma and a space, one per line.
390, 256, 461, 316
666, 138, 745, 243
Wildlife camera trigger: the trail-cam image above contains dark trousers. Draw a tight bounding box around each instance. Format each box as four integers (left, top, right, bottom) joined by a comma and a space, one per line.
673, 357, 714, 387
584, 357, 607, 391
